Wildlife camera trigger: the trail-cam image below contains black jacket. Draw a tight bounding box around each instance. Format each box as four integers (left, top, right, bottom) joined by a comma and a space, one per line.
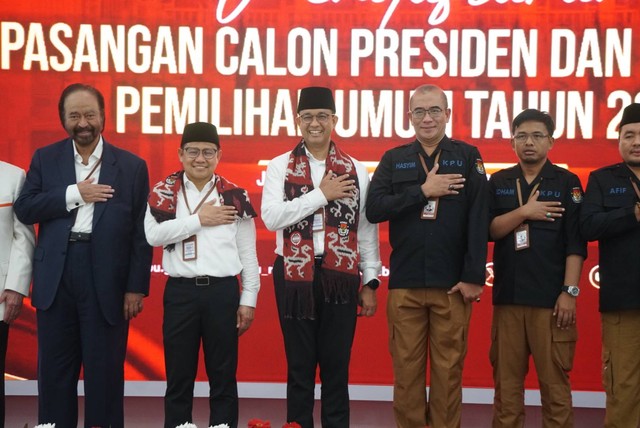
366, 137, 489, 289
580, 163, 640, 312
490, 160, 587, 308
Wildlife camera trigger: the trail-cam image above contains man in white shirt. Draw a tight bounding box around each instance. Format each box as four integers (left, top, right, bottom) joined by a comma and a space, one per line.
0, 160, 35, 428
261, 86, 381, 428
145, 122, 260, 428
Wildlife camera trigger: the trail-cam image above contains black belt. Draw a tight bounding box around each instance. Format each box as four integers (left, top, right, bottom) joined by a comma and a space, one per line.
69, 231, 91, 242
170, 276, 228, 286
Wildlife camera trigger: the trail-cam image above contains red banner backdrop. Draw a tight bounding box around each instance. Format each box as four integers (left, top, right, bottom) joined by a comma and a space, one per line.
1, 0, 639, 395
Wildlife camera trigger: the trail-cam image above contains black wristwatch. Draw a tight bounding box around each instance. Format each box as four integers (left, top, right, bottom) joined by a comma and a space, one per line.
363, 279, 380, 291
561, 285, 580, 297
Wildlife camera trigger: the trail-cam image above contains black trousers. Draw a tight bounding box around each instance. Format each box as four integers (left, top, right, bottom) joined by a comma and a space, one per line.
37, 241, 128, 428
273, 256, 358, 428
0, 321, 7, 428
163, 275, 240, 428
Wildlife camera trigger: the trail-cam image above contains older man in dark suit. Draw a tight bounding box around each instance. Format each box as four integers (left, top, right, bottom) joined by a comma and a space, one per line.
15, 83, 152, 428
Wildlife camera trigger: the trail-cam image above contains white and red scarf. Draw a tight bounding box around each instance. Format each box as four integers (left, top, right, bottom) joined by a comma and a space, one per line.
148, 171, 256, 249
282, 141, 361, 319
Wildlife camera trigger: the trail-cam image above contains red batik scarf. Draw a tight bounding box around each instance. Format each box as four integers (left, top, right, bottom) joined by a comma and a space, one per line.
148, 170, 257, 249
282, 140, 361, 319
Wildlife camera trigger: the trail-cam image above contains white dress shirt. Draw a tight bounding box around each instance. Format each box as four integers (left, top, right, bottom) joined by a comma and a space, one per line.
261, 146, 381, 285
144, 175, 260, 307
65, 137, 104, 233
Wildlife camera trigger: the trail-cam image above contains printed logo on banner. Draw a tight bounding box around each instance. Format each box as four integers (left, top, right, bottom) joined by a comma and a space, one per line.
485, 262, 494, 287
589, 265, 600, 289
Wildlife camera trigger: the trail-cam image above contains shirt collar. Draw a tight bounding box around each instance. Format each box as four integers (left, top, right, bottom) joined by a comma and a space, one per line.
304, 145, 326, 164
73, 136, 104, 164
505, 159, 555, 180
614, 163, 640, 180
183, 173, 216, 191
410, 135, 452, 156
538, 159, 556, 178
523, 159, 555, 179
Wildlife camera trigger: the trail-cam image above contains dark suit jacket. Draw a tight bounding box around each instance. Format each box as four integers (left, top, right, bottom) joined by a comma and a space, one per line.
15, 137, 152, 325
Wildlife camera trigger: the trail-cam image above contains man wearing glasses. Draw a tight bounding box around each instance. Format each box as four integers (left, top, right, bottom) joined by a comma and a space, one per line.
488, 109, 586, 427
145, 122, 260, 428
366, 84, 488, 428
261, 87, 381, 427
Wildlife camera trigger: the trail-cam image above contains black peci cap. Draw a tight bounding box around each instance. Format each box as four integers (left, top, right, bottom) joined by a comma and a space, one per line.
297, 86, 336, 113
181, 122, 219, 147
619, 103, 640, 130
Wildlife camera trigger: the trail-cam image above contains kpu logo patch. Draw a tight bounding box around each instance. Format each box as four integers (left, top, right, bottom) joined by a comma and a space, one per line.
290, 232, 302, 246
338, 221, 349, 237
571, 187, 583, 203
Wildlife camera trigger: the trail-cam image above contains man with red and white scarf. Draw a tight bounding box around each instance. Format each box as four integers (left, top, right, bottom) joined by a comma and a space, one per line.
145, 122, 260, 428
261, 86, 381, 428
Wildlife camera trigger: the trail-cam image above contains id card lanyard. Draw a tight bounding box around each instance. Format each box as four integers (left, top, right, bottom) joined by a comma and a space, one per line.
418, 150, 442, 220
630, 178, 640, 217
630, 177, 640, 203
71, 155, 103, 228
180, 177, 217, 261
84, 157, 102, 181
513, 178, 541, 251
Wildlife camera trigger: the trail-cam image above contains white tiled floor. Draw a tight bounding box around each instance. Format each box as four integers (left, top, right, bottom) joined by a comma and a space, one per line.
7, 396, 606, 427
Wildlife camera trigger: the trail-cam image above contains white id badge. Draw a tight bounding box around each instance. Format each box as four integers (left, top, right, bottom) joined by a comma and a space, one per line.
514, 224, 530, 251
313, 208, 325, 231
183, 235, 197, 261
421, 198, 438, 220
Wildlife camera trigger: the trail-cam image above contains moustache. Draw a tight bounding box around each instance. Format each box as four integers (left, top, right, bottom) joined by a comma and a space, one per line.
74, 125, 95, 133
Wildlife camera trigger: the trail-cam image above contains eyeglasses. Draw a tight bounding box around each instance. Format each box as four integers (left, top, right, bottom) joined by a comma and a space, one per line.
513, 133, 550, 144
409, 107, 444, 120
182, 147, 218, 159
298, 113, 334, 124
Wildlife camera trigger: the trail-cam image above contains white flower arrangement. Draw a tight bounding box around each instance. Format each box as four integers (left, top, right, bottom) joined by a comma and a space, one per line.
174, 424, 229, 428
35, 421, 230, 428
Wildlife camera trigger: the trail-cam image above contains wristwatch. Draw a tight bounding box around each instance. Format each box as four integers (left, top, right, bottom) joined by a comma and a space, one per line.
561, 285, 580, 297
364, 279, 380, 291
